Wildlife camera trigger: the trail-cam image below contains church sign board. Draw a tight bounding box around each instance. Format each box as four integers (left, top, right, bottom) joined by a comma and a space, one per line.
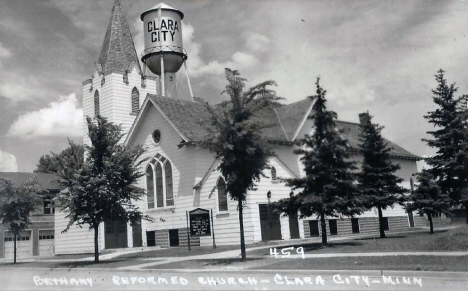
189, 208, 211, 236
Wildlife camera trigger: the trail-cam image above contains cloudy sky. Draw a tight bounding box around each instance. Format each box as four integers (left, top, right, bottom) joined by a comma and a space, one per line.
0, 0, 467, 172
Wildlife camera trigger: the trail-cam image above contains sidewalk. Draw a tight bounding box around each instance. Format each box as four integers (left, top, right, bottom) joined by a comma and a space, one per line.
0, 226, 462, 266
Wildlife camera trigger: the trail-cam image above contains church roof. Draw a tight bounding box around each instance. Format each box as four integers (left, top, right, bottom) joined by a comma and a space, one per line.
137, 95, 419, 160
0, 172, 61, 191
97, 0, 141, 73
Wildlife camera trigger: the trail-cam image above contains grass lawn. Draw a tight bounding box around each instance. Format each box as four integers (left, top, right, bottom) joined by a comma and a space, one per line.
117, 244, 241, 259
247, 225, 468, 256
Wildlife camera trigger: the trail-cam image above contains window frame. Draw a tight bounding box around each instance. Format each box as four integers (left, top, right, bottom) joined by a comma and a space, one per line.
131, 87, 139, 114
146, 156, 175, 210
94, 90, 100, 117
216, 177, 228, 213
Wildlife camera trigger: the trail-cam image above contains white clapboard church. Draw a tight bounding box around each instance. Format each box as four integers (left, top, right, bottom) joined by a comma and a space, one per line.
54, 0, 425, 254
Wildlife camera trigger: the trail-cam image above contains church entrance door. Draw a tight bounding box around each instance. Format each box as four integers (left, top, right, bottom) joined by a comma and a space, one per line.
105, 219, 128, 249
259, 204, 282, 241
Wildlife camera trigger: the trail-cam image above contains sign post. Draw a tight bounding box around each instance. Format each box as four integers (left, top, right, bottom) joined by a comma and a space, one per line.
186, 211, 191, 251
210, 209, 216, 249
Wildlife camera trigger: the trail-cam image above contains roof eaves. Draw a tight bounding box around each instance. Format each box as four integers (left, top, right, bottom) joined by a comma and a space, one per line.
124, 95, 151, 146
148, 96, 190, 142
193, 157, 219, 190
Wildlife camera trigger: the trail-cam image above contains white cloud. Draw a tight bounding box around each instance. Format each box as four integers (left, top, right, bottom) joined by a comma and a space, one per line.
0, 42, 11, 68
7, 93, 83, 139
245, 32, 270, 53
0, 42, 11, 58
0, 150, 18, 172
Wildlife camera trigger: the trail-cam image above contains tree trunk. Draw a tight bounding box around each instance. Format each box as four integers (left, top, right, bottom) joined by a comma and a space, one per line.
238, 199, 246, 262
320, 213, 327, 245
378, 206, 386, 238
94, 226, 99, 263
428, 214, 434, 234
13, 233, 17, 264
465, 207, 468, 224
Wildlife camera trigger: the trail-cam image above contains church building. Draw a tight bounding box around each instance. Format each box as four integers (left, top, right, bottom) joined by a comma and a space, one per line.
54, 0, 425, 254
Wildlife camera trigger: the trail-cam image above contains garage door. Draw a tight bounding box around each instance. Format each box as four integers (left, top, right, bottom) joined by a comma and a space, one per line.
39, 230, 54, 257
4, 230, 32, 259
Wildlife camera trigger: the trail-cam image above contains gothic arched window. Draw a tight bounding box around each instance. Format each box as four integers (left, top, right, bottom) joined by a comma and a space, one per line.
155, 163, 163, 208
146, 155, 175, 209
146, 165, 155, 209
94, 90, 100, 117
131, 87, 139, 113
165, 162, 174, 206
217, 177, 228, 212
271, 166, 277, 181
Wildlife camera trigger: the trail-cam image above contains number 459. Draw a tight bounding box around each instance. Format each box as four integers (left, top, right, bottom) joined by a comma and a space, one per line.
270, 247, 305, 259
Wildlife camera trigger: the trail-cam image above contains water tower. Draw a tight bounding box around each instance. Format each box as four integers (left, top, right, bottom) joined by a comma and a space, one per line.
141, 3, 192, 98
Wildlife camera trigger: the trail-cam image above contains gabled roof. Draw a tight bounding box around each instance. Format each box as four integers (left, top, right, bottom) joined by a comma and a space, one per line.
97, 0, 141, 73
126, 94, 420, 160
335, 121, 420, 160
274, 98, 315, 140
0, 172, 61, 191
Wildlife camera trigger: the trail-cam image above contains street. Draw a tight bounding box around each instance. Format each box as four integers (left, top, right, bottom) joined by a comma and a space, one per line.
1, 267, 467, 291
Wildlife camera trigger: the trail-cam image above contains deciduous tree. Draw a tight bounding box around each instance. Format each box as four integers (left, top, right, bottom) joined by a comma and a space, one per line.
0, 177, 41, 263
56, 116, 151, 263
199, 68, 282, 261
34, 140, 84, 174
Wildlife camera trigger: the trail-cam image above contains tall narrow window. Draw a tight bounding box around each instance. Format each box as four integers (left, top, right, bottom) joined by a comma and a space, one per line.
131, 87, 139, 113
217, 177, 228, 212
271, 167, 277, 181
155, 163, 164, 208
94, 90, 100, 116
165, 162, 174, 206
146, 165, 154, 209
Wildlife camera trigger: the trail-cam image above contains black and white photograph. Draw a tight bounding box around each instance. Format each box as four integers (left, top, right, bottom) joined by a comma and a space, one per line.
0, 0, 467, 290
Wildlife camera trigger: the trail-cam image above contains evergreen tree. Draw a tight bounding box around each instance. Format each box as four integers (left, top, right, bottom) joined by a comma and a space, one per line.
0, 177, 41, 263
423, 70, 468, 223
199, 68, 282, 261
34, 141, 84, 174
406, 170, 450, 234
56, 115, 151, 263
358, 113, 407, 238
281, 78, 361, 245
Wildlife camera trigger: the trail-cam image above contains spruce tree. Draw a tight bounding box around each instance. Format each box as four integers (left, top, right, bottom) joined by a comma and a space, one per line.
423, 70, 468, 223
283, 78, 361, 245
358, 113, 407, 238
406, 170, 450, 234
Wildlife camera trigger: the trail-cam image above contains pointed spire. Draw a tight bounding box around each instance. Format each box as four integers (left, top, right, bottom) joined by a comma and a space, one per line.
98, 0, 141, 73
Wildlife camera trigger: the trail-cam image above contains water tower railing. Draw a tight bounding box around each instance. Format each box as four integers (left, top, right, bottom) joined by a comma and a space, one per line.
141, 46, 187, 59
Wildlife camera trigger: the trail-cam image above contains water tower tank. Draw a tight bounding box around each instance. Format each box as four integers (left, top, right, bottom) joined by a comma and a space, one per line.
140, 3, 186, 76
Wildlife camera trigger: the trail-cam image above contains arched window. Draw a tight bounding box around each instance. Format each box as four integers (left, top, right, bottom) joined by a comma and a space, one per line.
217, 177, 228, 212
165, 162, 174, 206
131, 87, 139, 113
271, 166, 277, 181
155, 163, 163, 208
146, 155, 175, 209
146, 165, 154, 209
94, 90, 100, 116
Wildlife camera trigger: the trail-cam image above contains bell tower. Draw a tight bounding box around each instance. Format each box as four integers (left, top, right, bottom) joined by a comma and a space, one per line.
81, 0, 157, 146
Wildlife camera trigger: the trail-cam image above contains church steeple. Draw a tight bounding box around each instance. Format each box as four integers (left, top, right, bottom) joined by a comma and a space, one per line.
97, 0, 141, 73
